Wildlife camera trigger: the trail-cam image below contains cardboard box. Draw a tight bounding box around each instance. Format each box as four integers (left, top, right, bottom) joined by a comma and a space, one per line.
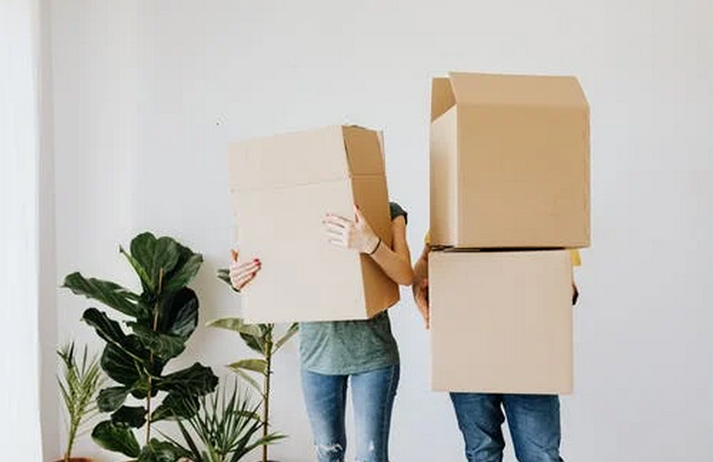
430, 249, 573, 394
430, 72, 590, 248
228, 125, 400, 323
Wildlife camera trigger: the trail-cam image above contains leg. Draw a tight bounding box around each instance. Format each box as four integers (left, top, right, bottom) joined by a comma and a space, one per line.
350, 364, 400, 462
301, 369, 348, 462
449, 393, 506, 462
502, 394, 563, 462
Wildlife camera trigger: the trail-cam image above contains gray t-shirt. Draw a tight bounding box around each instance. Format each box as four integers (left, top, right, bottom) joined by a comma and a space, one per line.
299, 202, 407, 375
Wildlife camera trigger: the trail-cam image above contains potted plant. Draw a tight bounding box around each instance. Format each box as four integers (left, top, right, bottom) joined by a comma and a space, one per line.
212, 270, 298, 462
165, 378, 284, 461
55, 341, 106, 462
62, 232, 219, 462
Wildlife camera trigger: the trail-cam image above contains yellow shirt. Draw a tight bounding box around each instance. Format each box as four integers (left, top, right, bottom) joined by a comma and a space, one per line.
423, 231, 581, 267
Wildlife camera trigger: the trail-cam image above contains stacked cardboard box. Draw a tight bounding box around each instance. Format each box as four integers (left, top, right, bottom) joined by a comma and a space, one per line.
429, 72, 590, 394
228, 126, 399, 324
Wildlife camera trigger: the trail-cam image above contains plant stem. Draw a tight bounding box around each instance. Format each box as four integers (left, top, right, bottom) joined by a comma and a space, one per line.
146, 267, 165, 446
262, 339, 272, 462
65, 420, 77, 462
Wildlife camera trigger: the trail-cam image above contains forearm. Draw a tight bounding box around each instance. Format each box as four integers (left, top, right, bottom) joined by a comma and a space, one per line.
370, 242, 414, 286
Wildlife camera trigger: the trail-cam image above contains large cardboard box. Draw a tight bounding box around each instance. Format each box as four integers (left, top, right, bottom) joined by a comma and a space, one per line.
430, 72, 590, 248
430, 249, 573, 394
228, 125, 400, 324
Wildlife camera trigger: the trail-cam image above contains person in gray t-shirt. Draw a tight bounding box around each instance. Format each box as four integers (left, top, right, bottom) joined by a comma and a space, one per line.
230, 202, 414, 462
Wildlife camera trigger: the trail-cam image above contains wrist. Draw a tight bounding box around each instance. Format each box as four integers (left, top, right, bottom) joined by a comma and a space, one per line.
367, 236, 381, 255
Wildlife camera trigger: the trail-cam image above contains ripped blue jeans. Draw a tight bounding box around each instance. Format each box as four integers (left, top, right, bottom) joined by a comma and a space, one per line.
301, 365, 399, 462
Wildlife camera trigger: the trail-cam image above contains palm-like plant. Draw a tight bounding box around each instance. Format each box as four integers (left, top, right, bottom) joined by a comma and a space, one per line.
57, 341, 106, 462
165, 379, 284, 462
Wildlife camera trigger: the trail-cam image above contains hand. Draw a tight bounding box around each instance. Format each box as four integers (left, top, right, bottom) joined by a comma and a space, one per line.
229, 249, 261, 291
323, 205, 380, 254
413, 278, 430, 329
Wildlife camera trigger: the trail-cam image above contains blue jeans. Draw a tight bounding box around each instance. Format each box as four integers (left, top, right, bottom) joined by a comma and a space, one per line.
301, 365, 400, 462
450, 393, 564, 462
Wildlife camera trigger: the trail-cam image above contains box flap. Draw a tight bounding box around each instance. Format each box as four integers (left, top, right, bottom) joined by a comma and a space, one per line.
228, 126, 350, 191
342, 126, 385, 176
447, 72, 588, 109
431, 77, 457, 122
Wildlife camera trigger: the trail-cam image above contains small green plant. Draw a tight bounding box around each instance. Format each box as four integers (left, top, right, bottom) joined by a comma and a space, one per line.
57, 341, 106, 462
164, 379, 284, 462
213, 270, 298, 462
62, 232, 219, 461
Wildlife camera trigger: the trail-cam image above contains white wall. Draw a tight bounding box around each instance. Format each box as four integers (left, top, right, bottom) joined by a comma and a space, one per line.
0, 0, 44, 460
50, 1, 713, 461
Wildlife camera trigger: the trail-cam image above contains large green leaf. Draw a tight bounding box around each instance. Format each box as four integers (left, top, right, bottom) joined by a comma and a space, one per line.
82, 308, 134, 353
137, 439, 188, 462
129, 233, 181, 294
157, 287, 199, 339
227, 359, 267, 375
92, 420, 140, 458
101, 343, 141, 387
156, 363, 218, 397
274, 323, 299, 353
64, 273, 140, 318
97, 386, 130, 412
111, 405, 147, 428
128, 323, 186, 360
120, 245, 155, 294
163, 243, 203, 294
150, 392, 199, 422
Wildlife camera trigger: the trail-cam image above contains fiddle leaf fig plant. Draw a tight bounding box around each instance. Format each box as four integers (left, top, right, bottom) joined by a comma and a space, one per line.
62, 232, 218, 461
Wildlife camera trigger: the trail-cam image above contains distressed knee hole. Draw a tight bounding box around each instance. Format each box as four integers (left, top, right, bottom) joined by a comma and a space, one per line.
315, 442, 344, 461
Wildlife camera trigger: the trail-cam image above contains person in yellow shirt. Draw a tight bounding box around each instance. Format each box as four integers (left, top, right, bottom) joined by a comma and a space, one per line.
412, 232, 580, 462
